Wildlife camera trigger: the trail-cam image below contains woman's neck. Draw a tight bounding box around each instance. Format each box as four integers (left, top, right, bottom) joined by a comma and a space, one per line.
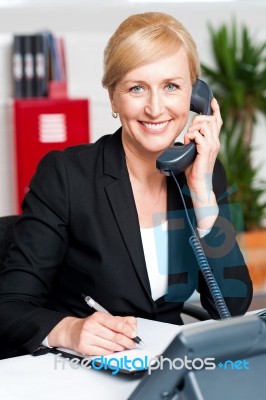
122, 137, 168, 228
122, 137, 164, 186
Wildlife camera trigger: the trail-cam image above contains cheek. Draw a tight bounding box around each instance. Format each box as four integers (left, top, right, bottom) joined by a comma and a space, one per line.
171, 103, 189, 120
180, 95, 191, 114
169, 94, 190, 112
118, 99, 142, 119
118, 105, 133, 120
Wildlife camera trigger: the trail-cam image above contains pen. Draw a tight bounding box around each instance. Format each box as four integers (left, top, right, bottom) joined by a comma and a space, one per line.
81, 293, 144, 346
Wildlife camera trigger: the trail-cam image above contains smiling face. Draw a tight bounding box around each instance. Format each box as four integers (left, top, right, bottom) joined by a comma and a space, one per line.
109, 47, 192, 158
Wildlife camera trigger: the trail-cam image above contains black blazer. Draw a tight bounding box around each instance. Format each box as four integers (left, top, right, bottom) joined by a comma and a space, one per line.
0, 129, 252, 358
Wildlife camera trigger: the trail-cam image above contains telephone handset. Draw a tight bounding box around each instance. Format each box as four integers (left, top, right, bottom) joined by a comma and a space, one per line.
156, 79, 230, 320
156, 79, 213, 175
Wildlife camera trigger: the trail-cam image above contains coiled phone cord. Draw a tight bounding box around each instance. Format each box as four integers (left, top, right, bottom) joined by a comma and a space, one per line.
170, 170, 231, 320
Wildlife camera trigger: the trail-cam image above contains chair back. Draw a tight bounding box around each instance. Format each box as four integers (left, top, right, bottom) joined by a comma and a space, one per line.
0, 215, 19, 266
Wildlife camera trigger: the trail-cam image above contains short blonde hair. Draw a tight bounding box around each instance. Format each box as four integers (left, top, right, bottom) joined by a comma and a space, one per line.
102, 12, 200, 89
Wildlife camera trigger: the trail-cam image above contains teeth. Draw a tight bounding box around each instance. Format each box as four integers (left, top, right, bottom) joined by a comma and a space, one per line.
143, 121, 168, 130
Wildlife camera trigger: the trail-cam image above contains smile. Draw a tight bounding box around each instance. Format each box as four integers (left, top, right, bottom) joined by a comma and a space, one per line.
142, 121, 169, 131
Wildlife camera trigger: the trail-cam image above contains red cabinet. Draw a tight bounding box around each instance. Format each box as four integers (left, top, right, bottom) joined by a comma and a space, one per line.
13, 98, 90, 212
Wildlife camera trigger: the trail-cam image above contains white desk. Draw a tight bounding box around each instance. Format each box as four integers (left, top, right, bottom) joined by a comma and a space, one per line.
0, 352, 142, 400
0, 311, 263, 400
0, 317, 184, 400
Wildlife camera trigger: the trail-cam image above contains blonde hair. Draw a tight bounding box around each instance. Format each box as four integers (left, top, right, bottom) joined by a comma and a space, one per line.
102, 12, 200, 89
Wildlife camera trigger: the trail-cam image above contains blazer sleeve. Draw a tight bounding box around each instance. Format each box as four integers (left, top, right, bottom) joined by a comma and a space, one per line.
0, 151, 71, 358
197, 159, 253, 318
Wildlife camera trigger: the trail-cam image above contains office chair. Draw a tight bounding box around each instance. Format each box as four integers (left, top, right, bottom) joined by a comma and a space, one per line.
0, 215, 19, 269
182, 303, 210, 322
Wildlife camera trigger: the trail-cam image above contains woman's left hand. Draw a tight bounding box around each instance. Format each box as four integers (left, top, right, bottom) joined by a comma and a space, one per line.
184, 97, 223, 197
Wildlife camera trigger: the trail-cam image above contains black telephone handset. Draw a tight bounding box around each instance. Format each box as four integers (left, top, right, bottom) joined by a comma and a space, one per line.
156, 79, 213, 175
156, 79, 230, 321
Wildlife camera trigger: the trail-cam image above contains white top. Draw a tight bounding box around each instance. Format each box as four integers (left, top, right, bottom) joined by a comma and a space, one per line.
140, 221, 210, 301
140, 221, 168, 301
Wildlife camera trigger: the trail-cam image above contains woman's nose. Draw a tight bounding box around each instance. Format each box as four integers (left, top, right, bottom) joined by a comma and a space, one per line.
144, 91, 165, 118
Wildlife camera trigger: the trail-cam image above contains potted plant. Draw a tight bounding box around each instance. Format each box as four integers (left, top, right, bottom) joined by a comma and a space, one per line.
201, 20, 266, 291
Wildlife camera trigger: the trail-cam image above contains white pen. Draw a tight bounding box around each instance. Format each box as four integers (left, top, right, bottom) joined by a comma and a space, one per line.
81, 293, 144, 346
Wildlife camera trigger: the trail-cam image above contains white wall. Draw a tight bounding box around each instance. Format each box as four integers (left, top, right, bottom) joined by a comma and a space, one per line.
1, 0, 266, 216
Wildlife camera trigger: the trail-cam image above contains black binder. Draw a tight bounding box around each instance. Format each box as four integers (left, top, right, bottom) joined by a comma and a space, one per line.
12, 35, 24, 98
34, 33, 49, 97
23, 35, 35, 98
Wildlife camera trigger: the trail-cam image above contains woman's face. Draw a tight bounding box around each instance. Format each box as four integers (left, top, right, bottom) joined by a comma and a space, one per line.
109, 47, 193, 158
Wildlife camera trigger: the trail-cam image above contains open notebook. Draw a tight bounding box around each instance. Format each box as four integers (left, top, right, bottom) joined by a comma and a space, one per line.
51, 317, 184, 375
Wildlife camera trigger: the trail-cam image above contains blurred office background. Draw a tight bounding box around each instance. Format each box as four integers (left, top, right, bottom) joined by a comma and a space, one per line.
0, 0, 266, 216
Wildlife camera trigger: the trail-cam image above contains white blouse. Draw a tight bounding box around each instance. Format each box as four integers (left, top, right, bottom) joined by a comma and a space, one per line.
140, 221, 168, 301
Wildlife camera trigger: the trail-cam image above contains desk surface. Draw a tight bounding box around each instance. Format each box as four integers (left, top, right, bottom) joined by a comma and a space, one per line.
0, 317, 184, 400
0, 352, 142, 400
0, 311, 263, 400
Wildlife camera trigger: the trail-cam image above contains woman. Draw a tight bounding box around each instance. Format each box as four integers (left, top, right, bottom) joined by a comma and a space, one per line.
0, 12, 252, 359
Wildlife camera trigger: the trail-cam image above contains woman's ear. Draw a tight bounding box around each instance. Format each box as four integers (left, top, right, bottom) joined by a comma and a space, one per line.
108, 88, 116, 111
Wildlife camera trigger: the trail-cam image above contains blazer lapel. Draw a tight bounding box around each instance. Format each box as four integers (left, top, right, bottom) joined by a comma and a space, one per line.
103, 130, 153, 302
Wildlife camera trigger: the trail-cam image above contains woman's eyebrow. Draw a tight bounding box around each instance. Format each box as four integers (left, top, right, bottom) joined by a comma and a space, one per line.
122, 77, 183, 85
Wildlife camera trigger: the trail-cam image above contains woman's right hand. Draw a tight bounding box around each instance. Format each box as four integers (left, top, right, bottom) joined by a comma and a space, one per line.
47, 312, 137, 356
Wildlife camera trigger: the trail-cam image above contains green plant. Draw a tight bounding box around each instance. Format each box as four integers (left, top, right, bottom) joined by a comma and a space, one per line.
201, 19, 266, 231
219, 124, 266, 231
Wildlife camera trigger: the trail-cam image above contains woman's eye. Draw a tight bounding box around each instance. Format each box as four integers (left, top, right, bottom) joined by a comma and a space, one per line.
165, 83, 178, 91
130, 85, 144, 93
